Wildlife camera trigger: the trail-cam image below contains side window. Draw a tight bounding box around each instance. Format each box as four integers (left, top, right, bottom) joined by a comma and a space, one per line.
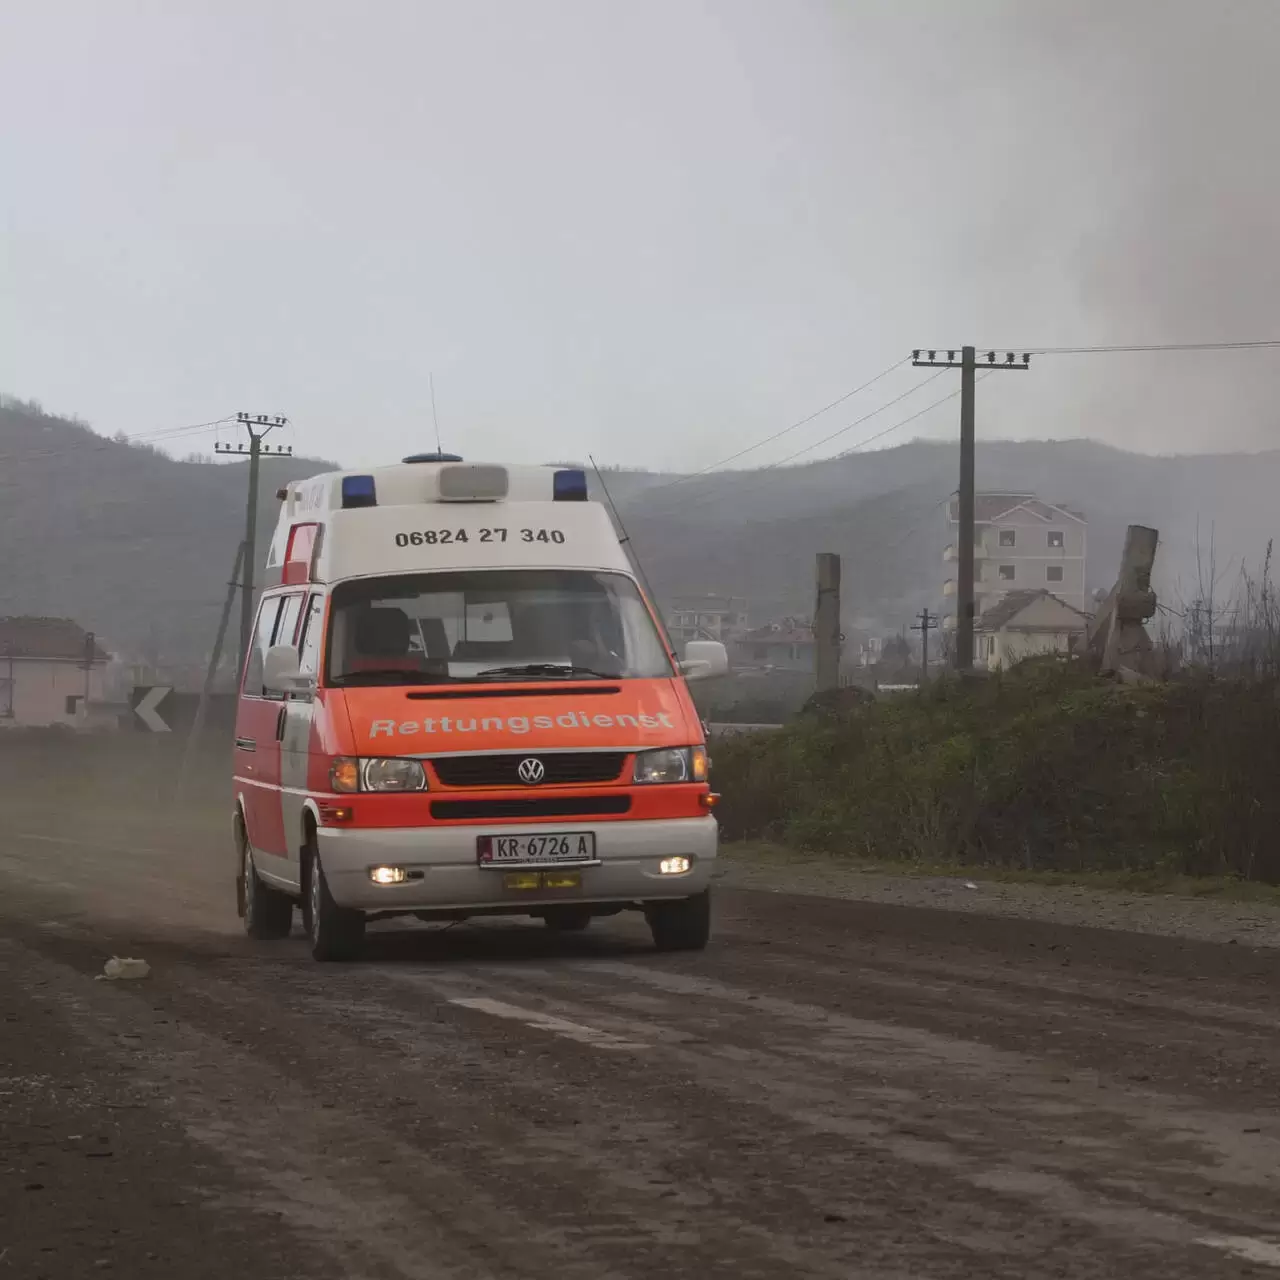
273, 593, 304, 648
297, 596, 326, 678
243, 597, 284, 698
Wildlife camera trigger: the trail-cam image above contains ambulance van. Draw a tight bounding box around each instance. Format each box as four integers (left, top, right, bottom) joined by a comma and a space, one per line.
233, 455, 728, 961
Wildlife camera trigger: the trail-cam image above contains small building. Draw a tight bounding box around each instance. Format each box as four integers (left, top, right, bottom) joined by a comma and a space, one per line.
666, 595, 749, 647
0, 617, 110, 727
975, 590, 1089, 670
944, 492, 1088, 620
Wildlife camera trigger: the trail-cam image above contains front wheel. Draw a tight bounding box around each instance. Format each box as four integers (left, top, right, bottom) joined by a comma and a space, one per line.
240, 836, 294, 941
304, 845, 366, 962
645, 889, 712, 952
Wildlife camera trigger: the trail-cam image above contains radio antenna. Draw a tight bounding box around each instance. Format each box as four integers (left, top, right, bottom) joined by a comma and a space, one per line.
430, 373, 442, 454
588, 455, 676, 659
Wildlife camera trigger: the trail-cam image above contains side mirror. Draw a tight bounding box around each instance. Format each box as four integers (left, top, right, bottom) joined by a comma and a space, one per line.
679, 639, 728, 682
263, 644, 311, 695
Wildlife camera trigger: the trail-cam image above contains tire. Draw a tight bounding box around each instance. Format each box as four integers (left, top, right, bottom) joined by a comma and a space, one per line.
542, 906, 593, 933
646, 889, 712, 952
240, 833, 294, 941
304, 844, 366, 962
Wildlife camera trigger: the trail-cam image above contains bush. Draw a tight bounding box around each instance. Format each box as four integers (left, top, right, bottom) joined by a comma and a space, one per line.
712, 662, 1280, 882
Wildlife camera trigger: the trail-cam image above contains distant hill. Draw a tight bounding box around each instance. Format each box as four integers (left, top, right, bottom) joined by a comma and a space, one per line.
0, 398, 332, 670
602, 438, 1280, 627
3, 396, 1277, 666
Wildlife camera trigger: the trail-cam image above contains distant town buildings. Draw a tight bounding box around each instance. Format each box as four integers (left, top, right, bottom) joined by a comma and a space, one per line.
731, 620, 814, 673
665, 595, 749, 647
943, 491, 1088, 623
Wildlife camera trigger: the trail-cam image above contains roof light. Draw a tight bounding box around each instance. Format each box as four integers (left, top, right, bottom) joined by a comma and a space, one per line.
341, 475, 378, 509
553, 469, 588, 502
403, 451, 463, 463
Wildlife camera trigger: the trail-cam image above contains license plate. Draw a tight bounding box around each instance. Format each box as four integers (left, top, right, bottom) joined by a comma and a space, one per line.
478, 832, 596, 866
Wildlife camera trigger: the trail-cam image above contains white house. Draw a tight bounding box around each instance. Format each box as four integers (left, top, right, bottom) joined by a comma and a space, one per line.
974, 590, 1090, 670
944, 492, 1088, 620
0, 617, 110, 727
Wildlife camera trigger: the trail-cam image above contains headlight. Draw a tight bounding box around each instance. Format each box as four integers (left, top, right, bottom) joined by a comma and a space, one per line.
633, 747, 690, 784
361, 758, 427, 792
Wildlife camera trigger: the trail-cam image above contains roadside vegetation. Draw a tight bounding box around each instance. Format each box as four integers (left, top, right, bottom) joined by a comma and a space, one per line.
712, 660, 1280, 885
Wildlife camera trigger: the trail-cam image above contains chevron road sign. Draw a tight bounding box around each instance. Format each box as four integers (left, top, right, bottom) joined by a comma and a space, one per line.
131, 686, 173, 733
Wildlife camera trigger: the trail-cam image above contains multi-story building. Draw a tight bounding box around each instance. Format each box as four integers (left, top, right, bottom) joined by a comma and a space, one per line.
943, 492, 1087, 620
665, 595, 749, 647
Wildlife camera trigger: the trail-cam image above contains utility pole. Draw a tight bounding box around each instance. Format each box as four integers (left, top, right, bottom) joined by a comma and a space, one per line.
911, 608, 938, 682
814, 552, 842, 692
82, 630, 96, 714
910, 348, 1030, 669
217, 413, 290, 675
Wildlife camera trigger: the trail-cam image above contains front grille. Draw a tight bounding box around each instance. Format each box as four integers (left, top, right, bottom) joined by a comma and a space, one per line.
431, 752, 627, 788
430, 796, 631, 821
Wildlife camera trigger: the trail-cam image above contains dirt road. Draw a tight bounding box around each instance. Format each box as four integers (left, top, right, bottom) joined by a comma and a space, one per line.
2, 818, 1278, 1279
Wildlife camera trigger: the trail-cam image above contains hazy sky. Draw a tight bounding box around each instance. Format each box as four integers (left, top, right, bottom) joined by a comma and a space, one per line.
2, 0, 1277, 471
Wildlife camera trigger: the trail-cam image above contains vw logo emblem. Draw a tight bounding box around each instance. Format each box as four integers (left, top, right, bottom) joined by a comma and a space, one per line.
517, 757, 546, 785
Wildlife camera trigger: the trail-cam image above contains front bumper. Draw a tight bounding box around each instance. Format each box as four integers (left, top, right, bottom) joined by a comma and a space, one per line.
315, 816, 717, 913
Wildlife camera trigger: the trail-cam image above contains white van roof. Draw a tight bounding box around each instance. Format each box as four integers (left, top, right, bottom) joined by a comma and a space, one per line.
264, 458, 632, 587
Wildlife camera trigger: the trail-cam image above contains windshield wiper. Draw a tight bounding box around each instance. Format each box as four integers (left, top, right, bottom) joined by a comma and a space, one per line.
472, 663, 615, 681
331, 669, 460, 686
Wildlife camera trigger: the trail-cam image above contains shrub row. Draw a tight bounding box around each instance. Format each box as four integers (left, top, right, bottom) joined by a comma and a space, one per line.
711, 661, 1280, 882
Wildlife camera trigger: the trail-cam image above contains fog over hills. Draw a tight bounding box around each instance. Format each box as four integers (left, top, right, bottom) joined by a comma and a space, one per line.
3, 398, 1276, 668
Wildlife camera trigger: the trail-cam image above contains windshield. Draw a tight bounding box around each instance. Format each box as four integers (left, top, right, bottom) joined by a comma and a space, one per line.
325, 569, 674, 686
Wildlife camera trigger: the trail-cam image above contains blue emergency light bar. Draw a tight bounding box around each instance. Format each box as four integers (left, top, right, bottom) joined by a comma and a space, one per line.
341, 474, 378, 508
553, 468, 588, 501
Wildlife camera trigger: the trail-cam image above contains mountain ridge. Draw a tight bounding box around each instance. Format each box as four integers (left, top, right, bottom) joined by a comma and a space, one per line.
3, 397, 1276, 665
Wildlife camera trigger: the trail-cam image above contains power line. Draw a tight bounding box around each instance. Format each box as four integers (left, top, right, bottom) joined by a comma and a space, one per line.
621, 356, 910, 504
640, 368, 951, 516
732, 366, 952, 476
1020, 340, 1280, 355
813, 378, 991, 555
823, 370, 953, 460
0, 414, 236, 463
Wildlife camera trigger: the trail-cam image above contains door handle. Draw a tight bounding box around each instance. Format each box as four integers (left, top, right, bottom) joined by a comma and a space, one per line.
235, 737, 256, 752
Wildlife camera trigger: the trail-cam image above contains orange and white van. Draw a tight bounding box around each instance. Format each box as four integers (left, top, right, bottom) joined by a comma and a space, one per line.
232, 454, 728, 961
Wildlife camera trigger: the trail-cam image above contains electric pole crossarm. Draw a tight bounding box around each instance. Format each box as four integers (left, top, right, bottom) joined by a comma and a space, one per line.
912, 350, 1032, 371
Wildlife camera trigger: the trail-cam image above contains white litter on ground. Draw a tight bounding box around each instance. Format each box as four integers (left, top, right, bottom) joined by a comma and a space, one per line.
95, 957, 150, 982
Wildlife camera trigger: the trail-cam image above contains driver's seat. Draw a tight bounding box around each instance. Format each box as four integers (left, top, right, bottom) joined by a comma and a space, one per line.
346, 607, 427, 674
